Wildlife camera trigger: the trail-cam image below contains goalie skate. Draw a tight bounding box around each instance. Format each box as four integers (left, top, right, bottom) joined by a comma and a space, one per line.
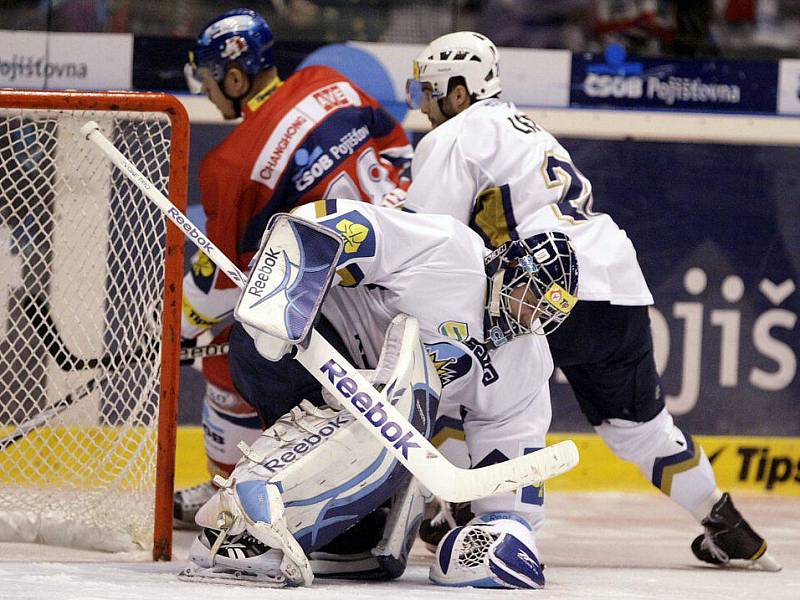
419, 498, 474, 553
179, 527, 288, 587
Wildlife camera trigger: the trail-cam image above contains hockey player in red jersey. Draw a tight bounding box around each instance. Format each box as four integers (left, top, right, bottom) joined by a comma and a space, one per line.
175, 7, 412, 525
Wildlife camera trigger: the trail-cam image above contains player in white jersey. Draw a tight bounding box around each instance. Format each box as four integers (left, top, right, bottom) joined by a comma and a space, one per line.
404, 31, 779, 571
183, 199, 578, 588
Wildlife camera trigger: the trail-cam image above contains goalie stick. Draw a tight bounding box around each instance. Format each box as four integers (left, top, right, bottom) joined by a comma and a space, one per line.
1, 303, 230, 452
81, 120, 579, 503
0, 377, 102, 451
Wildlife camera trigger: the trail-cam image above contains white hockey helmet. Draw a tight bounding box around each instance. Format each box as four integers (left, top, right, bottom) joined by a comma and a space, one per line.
406, 31, 501, 109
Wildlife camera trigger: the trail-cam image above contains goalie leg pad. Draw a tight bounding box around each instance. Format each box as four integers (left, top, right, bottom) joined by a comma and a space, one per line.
190, 314, 439, 584
185, 410, 378, 587
193, 477, 313, 587
430, 512, 544, 589
310, 477, 425, 580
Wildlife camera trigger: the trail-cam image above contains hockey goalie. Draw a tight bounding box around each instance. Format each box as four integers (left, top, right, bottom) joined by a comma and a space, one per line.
179, 199, 579, 589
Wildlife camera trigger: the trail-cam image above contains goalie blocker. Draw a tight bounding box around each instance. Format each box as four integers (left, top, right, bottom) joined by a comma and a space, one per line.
234, 213, 343, 360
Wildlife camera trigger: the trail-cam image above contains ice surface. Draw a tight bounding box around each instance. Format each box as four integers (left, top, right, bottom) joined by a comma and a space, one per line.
1, 492, 797, 599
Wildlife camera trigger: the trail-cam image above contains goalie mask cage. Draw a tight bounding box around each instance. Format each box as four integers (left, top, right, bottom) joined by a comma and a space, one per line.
0, 91, 188, 560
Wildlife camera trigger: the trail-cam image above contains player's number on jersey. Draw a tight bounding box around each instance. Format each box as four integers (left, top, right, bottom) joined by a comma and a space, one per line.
325, 147, 400, 206
507, 113, 540, 134
542, 153, 596, 223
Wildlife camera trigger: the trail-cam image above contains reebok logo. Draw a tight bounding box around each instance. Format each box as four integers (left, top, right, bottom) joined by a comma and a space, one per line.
246, 248, 281, 302
517, 550, 537, 569
320, 358, 421, 459
167, 206, 213, 254
262, 414, 352, 473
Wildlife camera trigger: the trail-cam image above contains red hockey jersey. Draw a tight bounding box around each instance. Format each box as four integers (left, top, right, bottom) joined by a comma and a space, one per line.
182, 65, 412, 390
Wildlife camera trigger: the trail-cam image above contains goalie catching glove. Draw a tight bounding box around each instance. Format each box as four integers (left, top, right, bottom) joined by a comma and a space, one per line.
431, 512, 545, 589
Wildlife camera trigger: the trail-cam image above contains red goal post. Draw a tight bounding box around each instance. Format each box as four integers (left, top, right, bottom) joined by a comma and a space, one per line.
0, 90, 188, 560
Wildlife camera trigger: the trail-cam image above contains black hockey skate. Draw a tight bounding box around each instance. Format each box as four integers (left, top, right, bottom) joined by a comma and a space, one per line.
173, 480, 216, 529
419, 499, 474, 552
691, 492, 781, 571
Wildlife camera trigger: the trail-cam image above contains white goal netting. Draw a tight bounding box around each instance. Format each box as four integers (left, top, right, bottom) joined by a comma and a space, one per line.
0, 96, 184, 555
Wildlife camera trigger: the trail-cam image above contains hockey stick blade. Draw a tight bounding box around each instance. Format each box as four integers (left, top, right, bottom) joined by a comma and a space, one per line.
82, 120, 580, 501
0, 377, 102, 451
23, 295, 158, 371
24, 295, 228, 369
296, 329, 579, 501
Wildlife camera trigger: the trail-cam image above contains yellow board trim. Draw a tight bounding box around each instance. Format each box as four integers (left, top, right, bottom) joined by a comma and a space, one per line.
0, 426, 156, 490
421, 430, 800, 496
173, 428, 800, 495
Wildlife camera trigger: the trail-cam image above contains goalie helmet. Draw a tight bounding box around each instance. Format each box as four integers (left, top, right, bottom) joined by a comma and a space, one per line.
406, 31, 501, 109
189, 8, 274, 86
484, 231, 578, 347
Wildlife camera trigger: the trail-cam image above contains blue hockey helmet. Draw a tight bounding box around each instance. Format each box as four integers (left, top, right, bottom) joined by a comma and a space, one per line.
484, 231, 578, 346
189, 8, 275, 86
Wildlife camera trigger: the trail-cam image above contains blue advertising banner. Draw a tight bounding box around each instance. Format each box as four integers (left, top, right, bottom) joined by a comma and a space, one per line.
571, 44, 779, 114
550, 138, 799, 436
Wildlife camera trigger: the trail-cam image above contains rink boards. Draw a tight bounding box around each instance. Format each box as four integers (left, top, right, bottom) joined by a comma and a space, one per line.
173, 102, 800, 495
174, 426, 800, 496
3, 424, 797, 495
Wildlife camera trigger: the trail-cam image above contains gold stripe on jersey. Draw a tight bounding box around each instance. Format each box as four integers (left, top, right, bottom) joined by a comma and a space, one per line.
470, 185, 516, 249
431, 425, 466, 448
657, 450, 702, 497
336, 264, 367, 287
337, 267, 356, 287
313, 198, 339, 219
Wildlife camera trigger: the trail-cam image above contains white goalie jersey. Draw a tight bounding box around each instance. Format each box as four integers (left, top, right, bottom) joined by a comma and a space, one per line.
292, 199, 553, 517
405, 98, 653, 306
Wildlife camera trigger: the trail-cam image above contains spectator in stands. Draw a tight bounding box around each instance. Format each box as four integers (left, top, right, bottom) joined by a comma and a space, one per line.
477, 0, 594, 50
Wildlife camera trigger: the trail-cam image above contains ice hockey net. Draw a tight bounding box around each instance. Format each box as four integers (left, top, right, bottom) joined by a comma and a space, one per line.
0, 91, 187, 560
